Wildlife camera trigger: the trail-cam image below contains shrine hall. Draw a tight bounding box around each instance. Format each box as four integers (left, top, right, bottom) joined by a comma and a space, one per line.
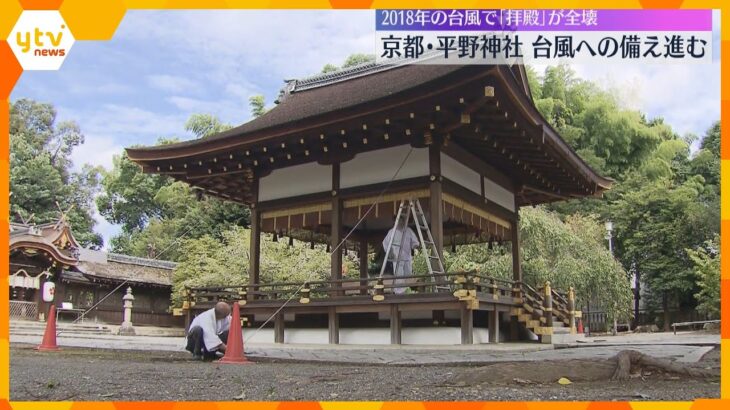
126, 62, 612, 345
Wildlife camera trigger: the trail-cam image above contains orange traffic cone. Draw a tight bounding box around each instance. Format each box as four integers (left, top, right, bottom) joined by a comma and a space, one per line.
218, 301, 251, 364
36, 305, 60, 351
577, 318, 584, 334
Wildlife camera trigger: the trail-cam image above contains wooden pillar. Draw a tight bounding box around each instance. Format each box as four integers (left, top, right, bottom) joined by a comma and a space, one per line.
359, 238, 368, 295
460, 304, 473, 344
390, 304, 401, 344
328, 306, 339, 344
331, 164, 343, 296
428, 143, 443, 258
488, 307, 499, 343
274, 312, 285, 343
511, 211, 522, 284
510, 199, 522, 341
248, 178, 260, 302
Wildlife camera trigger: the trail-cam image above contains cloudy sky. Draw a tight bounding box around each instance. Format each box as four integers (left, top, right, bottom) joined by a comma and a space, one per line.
11, 10, 721, 248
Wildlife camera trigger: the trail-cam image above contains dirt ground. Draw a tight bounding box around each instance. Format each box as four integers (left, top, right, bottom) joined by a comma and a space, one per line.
10, 344, 720, 401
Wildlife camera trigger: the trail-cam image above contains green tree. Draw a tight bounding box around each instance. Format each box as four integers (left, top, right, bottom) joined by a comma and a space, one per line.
690, 121, 720, 188
530, 64, 667, 179
342, 53, 375, 68
414, 207, 633, 324
185, 114, 232, 138
171, 227, 354, 304
249, 95, 267, 118
321, 53, 375, 73
687, 235, 720, 318
611, 175, 711, 330
96, 145, 173, 233
98, 114, 250, 260
321, 63, 338, 73
9, 98, 102, 247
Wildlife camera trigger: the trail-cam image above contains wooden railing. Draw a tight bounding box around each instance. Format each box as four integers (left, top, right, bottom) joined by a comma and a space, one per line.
184, 271, 516, 306
182, 273, 579, 333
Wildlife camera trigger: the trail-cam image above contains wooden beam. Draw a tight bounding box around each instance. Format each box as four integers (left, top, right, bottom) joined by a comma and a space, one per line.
328, 306, 339, 344
390, 304, 401, 344
522, 185, 570, 200
441, 179, 516, 224
441, 139, 514, 192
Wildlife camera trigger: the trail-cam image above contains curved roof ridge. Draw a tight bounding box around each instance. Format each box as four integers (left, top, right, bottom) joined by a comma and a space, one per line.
292, 60, 395, 92
288, 53, 446, 93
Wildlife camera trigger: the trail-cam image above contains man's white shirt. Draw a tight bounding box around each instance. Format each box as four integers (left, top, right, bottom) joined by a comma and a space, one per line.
188, 308, 231, 351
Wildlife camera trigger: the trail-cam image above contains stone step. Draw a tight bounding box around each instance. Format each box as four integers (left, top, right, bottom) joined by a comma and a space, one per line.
540, 332, 585, 344
11, 321, 110, 329
10, 320, 112, 335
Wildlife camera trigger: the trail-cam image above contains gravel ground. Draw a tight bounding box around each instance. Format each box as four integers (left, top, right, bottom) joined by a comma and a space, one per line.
10, 344, 720, 401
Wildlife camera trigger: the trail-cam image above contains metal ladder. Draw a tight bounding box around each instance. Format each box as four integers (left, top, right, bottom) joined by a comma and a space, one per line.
379, 198, 449, 291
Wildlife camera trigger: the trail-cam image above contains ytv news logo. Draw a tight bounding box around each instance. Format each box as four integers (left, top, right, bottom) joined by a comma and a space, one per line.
8, 11, 75, 70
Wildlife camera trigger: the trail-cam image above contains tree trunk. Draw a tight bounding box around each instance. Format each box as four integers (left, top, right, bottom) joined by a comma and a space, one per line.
611, 350, 715, 381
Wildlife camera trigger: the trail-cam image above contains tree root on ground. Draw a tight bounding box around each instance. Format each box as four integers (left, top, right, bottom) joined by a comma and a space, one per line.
611, 349, 715, 381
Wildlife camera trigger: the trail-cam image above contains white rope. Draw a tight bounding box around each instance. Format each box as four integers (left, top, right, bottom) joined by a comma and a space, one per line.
242, 146, 416, 343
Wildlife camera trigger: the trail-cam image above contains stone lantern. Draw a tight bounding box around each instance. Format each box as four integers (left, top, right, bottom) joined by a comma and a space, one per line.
118, 286, 136, 336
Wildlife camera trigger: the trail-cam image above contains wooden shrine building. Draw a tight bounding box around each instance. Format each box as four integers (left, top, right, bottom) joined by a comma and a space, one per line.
127, 63, 612, 345
9, 220, 182, 327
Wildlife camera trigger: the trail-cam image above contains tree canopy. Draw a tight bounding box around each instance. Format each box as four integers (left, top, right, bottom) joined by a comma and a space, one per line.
9, 99, 102, 247
529, 64, 720, 326
419, 207, 632, 322
321, 53, 375, 73
171, 227, 355, 304
96, 115, 250, 260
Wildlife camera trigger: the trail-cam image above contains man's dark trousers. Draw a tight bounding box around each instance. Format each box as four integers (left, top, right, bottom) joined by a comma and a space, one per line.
185, 326, 229, 360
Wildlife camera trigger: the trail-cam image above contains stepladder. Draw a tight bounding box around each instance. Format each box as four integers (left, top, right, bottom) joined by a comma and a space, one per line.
379, 198, 449, 292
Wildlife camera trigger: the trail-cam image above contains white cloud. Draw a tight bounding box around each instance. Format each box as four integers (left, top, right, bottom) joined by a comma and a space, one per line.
147, 74, 200, 93
118, 10, 373, 83
225, 81, 259, 101
70, 134, 122, 172
166, 95, 250, 126
63, 103, 187, 140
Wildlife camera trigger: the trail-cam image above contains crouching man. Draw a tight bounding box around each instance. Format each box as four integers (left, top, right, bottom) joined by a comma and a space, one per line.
185, 301, 231, 360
